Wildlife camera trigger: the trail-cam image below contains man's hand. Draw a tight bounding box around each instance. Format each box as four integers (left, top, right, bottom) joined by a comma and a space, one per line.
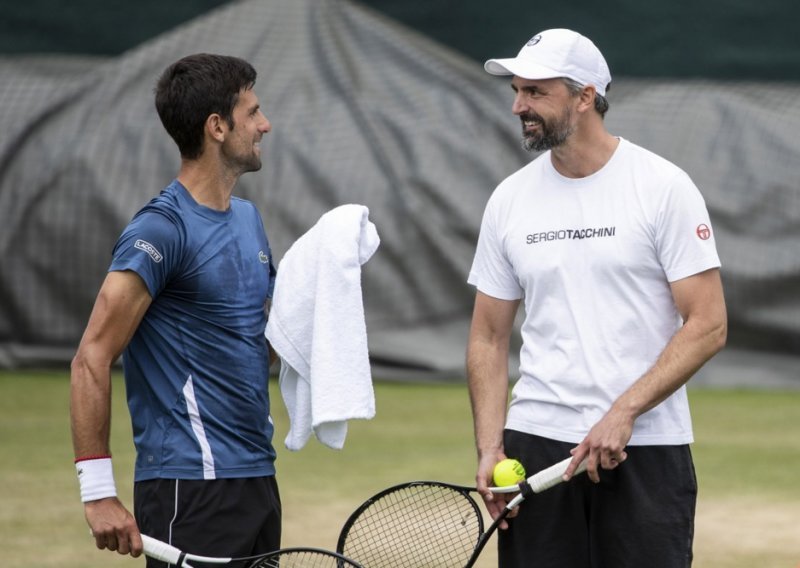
565, 406, 633, 483
476, 452, 520, 529
85, 497, 143, 557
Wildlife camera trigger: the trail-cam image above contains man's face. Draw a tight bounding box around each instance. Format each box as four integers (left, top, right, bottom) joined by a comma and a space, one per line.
221, 87, 271, 173
510, 77, 576, 152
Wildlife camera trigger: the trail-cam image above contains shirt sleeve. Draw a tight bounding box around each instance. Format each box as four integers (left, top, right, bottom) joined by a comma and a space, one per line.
655, 170, 721, 282
467, 195, 524, 301
109, 209, 183, 298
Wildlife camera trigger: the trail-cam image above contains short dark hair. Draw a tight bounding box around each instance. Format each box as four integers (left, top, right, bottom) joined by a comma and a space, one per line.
155, 53, 257, 159
562, 77, 610, 118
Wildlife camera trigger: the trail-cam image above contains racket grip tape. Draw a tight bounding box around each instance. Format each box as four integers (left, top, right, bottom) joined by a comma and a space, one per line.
527, 456, 588, 493
141, 535, 184, 564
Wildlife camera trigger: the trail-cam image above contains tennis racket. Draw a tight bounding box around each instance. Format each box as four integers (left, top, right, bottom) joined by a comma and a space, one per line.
336, 456, 587, 568
142, 535, 364, 567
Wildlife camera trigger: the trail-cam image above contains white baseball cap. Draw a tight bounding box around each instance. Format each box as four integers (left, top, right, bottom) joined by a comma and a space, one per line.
485, 28, 612, 96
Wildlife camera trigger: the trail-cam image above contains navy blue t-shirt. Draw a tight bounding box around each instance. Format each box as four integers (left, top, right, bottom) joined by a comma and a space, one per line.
110, 180, 277, 481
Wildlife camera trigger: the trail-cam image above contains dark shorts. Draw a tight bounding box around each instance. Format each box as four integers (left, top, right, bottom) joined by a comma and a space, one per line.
499, 430, 697, 568
134, 476, 281, 568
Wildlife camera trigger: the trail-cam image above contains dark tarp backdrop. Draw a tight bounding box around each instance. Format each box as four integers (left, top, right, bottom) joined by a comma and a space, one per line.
3, 0, 800, 80
1, 0, 798, 382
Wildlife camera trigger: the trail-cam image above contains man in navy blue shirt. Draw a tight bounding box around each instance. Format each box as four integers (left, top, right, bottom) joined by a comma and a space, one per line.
70, 54, 280, 564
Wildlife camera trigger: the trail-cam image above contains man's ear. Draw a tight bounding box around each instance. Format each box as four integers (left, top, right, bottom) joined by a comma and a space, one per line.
205, 113, 227, 143
576, 85, 597, 113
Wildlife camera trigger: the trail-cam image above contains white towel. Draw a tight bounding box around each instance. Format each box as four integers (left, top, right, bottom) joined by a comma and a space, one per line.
265, 204, 380, 451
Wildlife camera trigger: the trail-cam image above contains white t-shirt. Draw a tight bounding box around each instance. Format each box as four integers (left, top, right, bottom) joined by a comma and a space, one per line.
468, 138, 720, 445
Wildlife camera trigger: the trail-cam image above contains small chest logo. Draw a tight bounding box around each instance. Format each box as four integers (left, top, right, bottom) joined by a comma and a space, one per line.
696, 224, 711, 240
134, 239, 163, 263
258, 251, 270, 264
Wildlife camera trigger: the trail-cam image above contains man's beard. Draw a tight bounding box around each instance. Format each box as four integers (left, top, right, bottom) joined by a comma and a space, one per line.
520, 107, 575, 152
239, 155, 262, 174
222, 139, 263, 174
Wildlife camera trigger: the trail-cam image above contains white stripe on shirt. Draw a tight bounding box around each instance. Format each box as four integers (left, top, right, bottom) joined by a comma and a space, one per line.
182, 375, 216, 479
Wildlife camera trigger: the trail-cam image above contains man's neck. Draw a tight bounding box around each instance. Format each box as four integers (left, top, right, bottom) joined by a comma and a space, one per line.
549, 128, 619, 179
176, 157, 238, 211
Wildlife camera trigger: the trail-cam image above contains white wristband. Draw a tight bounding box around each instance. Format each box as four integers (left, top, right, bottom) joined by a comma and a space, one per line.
75, 457, 117, 502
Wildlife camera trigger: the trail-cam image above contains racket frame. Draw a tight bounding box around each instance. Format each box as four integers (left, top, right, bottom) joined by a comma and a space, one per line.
142, 535, 363, 567
337, 456, 588, 568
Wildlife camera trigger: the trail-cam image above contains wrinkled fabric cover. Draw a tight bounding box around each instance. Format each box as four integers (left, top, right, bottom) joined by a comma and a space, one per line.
0, 0, 798, 376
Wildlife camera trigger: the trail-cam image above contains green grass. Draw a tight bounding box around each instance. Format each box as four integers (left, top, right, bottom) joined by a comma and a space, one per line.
691, 389, 800, 499
1, 370, 799, 567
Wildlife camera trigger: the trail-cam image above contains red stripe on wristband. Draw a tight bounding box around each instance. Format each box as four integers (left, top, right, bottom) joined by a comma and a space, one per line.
75, 454, 112, 463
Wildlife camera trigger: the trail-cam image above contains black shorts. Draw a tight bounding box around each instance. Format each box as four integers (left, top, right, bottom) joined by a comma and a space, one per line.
499, 430, 697, 568
134, 476, 281, 568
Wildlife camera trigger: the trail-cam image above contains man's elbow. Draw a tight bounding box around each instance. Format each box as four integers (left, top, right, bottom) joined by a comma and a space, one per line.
71, 343, 113, 384
708, 317, 728, 357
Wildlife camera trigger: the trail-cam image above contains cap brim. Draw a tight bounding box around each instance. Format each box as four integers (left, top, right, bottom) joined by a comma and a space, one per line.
484, 58, 563, 81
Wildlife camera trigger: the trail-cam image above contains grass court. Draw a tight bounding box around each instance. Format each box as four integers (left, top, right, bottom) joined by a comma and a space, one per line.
1, 370, 798, 567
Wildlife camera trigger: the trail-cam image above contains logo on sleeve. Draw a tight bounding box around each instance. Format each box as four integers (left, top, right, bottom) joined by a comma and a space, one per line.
258, 251, 270, 264
696, 224, 711, 240
134, 239, 163, 263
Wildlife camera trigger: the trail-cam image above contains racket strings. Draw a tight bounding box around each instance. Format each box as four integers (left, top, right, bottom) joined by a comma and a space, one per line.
249, 549, 359, 568
341, 484, 482, 568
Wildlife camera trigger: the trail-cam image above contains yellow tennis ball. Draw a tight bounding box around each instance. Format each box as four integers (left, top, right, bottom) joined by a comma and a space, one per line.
493, 458, 526, 486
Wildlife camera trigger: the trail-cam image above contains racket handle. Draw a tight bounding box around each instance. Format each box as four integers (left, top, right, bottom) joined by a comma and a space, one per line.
142, 535, 183, 564
527, 456, 587, 493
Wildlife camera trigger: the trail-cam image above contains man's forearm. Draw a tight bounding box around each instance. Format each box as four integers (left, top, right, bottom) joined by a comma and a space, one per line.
467, 339, 510, 458
612, 311, 727, 421
70, 355, 113, 458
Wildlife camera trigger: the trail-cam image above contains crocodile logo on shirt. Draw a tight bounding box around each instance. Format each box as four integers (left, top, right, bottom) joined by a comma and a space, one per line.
134, 239, 163, 263
258, 251, 270, 264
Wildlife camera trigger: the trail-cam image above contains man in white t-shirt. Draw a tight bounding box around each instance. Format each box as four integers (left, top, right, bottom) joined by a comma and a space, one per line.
467, 28, 727, 567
